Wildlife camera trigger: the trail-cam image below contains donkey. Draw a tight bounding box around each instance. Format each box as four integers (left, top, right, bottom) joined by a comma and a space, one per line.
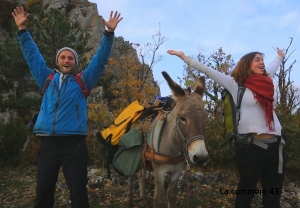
128, 71, 208, 208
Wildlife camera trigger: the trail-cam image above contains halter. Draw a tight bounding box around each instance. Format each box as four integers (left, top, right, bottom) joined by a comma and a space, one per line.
175, 117, 205, 161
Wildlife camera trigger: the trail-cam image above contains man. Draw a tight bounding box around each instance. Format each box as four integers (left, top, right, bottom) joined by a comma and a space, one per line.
12, 6, 122, 207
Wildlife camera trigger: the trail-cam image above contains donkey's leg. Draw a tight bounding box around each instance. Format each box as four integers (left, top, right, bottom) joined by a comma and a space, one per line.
167, 164, 184, 208
128, 176, 134, 207
138, 168, 148, 206
153, 167, 166, 208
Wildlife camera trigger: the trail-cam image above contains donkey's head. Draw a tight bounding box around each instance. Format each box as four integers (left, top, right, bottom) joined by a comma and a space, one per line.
162, 71, 208, 165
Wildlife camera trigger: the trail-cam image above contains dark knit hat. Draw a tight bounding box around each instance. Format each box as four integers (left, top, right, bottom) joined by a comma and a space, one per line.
56, 47, 79, 68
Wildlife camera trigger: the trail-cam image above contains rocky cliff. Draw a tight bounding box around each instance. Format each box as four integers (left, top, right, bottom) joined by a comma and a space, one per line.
0, 0, 153, 77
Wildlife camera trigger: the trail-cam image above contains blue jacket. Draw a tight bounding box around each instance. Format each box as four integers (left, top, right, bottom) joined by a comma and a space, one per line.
18, 29, 114, 136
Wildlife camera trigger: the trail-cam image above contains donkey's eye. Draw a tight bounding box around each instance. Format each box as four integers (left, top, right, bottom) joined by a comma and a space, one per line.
179, 117, 187, 124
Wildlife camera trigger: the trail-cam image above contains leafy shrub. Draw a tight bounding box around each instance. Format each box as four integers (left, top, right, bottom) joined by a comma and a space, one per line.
20, 134, 40, 166
0, 118, 27, 166
204, 117, 235, 168
86, 133, 105, 167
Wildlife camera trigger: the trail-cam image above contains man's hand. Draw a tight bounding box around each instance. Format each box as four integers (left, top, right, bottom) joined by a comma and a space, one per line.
12, 6, 30, 30
101, 11, 123, 32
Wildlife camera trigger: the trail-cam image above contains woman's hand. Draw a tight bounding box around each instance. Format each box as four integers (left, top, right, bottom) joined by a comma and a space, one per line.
167, 50, 187, 60
276, 47, 285, 59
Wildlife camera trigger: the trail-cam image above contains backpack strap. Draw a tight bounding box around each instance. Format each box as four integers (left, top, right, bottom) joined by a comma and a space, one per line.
42, 72, 55, 95
23, 113, 39, 151
24, 73, 55, 151
235, 85, 273, 150
235, 83, 245, 138
75, 71, 89, 98
42, 71, 88, 98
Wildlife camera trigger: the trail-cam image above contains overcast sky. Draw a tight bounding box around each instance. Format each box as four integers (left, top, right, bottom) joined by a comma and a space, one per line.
93, 0, 300, 96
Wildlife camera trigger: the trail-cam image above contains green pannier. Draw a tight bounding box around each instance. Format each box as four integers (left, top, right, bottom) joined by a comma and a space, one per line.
111, 128, 143, 177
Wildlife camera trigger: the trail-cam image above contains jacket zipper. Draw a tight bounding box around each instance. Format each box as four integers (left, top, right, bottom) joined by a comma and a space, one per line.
52, 77, 66, 134
76, 104, 82, 127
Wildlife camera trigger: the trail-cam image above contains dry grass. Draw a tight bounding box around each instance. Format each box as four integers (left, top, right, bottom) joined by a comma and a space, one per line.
0, 165, 295, 208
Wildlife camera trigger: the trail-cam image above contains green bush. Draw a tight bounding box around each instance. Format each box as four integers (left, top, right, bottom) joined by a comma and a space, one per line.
20, 134, 39, 166
204, 117, 235, 168
282, 129, 300, 168
279, 113, 300, 179
86, 133, 104, 167
0, 118, 27, 166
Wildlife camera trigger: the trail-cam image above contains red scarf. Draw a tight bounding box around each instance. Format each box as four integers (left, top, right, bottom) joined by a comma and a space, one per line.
243, 74, 275, 131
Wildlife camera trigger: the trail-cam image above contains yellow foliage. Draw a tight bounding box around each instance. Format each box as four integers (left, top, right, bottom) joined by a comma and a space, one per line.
106, 55, 159, 113
26, 0, 42, 8
88, 102, 114, 130
42, 17, 48, 23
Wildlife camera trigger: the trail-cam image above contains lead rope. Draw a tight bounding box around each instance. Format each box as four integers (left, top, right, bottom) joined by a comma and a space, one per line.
186, 159, 191, 207
175, 118, 202, 207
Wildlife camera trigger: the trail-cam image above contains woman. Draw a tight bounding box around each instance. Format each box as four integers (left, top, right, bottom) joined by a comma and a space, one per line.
167, 48, 285, 208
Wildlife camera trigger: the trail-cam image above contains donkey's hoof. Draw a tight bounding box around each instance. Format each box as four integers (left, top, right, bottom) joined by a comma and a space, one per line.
127, 199, 133, 208
105, 179, 113, 187
142, 197, 149, 207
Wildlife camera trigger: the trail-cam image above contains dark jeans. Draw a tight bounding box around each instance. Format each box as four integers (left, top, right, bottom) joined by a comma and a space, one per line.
34, 136, 89, 208
234, 137, 284, 208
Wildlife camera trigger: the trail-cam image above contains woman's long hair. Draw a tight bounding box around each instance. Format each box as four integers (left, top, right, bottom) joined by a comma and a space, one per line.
231, 52, 264, 83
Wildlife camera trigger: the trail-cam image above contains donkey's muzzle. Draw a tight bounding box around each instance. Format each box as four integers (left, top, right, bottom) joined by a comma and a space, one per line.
193, 154, 208, 165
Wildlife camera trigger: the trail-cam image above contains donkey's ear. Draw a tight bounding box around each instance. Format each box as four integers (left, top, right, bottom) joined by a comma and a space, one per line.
194, 76, 205, 96
162, 71, 185, 98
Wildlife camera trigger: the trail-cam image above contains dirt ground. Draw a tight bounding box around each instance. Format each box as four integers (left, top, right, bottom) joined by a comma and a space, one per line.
0, 165, 299, 208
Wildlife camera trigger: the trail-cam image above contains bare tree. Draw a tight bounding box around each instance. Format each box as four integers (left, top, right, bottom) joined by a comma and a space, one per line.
180, 47, 235, 116
103, 25, 167, 110
275, 37, 299, 115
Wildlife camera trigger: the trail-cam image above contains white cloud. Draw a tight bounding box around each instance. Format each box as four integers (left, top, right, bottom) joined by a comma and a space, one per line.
278, 11, 299, 27
233, 1, 258, 15
223, 40, 250, 55
260, 0, 285, 5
